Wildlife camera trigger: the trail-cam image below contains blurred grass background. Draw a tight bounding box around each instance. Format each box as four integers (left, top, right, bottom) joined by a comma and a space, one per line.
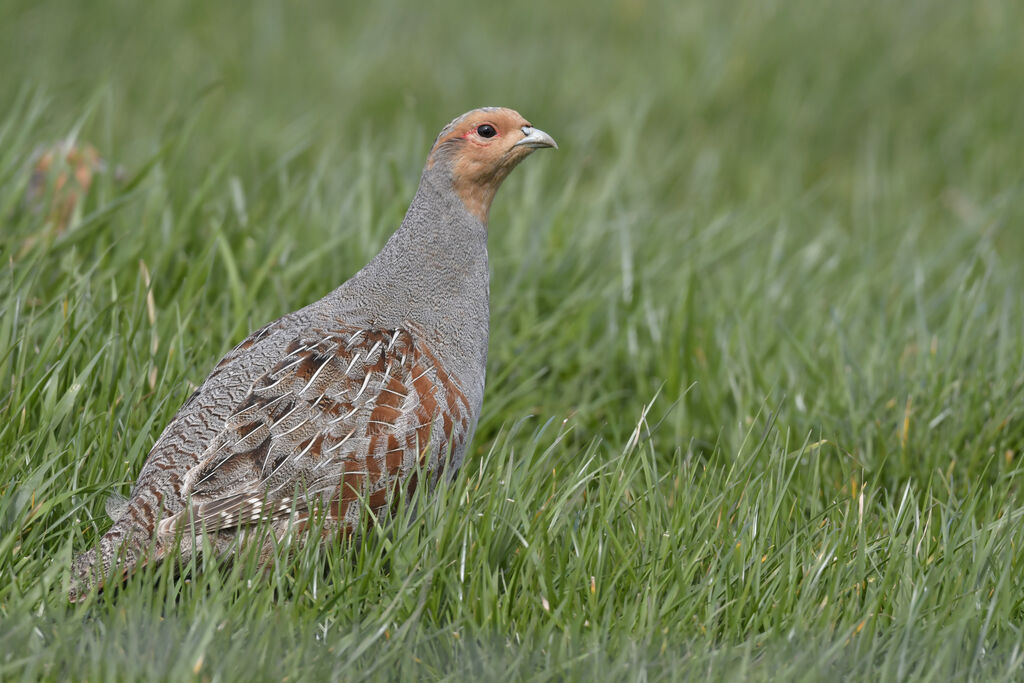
1, 0, 1023, 680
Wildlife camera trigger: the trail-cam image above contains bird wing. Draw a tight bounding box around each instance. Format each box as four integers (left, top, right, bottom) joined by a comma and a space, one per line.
157, 324, 471, 537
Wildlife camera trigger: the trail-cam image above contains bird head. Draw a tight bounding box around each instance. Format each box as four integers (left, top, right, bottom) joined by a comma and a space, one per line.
427, 107, 557, 223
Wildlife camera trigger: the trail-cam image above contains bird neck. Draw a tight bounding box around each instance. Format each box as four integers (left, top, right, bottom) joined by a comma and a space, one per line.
336, 165, 491, 369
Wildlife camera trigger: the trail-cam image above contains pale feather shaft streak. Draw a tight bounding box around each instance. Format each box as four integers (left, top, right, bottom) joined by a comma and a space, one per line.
300, 355, 334, 394
344, 352, 362, 376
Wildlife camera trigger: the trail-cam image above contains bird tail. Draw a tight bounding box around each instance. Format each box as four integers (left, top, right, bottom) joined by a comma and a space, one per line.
68, 520, 149, 602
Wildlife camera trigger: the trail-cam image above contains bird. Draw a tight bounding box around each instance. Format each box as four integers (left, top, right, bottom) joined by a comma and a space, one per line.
69, 107, 556, 600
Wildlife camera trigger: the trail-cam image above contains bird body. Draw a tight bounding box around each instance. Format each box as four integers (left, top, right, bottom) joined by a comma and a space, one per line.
70, 107, 556, 599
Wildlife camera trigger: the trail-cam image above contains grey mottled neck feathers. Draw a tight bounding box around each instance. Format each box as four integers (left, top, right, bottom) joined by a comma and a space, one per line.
331, 162, 490, 373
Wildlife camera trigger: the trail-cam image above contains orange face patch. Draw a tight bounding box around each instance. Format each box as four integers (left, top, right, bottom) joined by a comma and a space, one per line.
428, 107, 541, 222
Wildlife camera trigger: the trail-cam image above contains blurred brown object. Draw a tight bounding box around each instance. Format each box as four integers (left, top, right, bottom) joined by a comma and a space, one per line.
20, 139, 107, 254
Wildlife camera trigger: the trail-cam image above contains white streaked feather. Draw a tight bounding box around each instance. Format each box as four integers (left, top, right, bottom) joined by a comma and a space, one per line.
275, 414, 312, 440
327, 403, 361, 425
410, 366, 432, 383
268, 402, 305, 434
255, 372, 293, 394
379, 361, 393, 388
323, 428, 357, 455
344, 329, 365, 349
344, 352, 362, 375
353, 372, 373, 401
300, 356, 333, 394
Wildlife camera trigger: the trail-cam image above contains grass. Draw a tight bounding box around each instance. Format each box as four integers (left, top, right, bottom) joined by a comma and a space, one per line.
1, 0, 1023, 679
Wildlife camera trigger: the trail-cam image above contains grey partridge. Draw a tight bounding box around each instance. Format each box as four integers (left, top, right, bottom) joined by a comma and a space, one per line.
70, 107, 556, 599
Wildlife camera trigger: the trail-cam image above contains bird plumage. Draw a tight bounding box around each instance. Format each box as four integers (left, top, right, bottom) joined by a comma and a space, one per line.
69, 107, 556, 600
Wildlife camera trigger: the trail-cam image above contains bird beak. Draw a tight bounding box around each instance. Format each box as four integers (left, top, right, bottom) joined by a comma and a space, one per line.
513, 126, 558, 150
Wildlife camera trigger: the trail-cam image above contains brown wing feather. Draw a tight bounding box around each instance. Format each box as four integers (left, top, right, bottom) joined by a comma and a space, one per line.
157, 324, 469, 538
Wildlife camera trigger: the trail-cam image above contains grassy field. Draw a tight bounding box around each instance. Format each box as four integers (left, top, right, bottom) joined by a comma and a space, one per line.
2, 0, 1023, 679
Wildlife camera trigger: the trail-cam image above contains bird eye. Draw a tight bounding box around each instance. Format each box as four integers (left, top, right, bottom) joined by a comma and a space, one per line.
476, 124, 497, 138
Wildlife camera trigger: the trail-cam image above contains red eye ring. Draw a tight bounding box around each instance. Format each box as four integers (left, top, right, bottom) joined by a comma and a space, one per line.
476, 124, 497, 138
